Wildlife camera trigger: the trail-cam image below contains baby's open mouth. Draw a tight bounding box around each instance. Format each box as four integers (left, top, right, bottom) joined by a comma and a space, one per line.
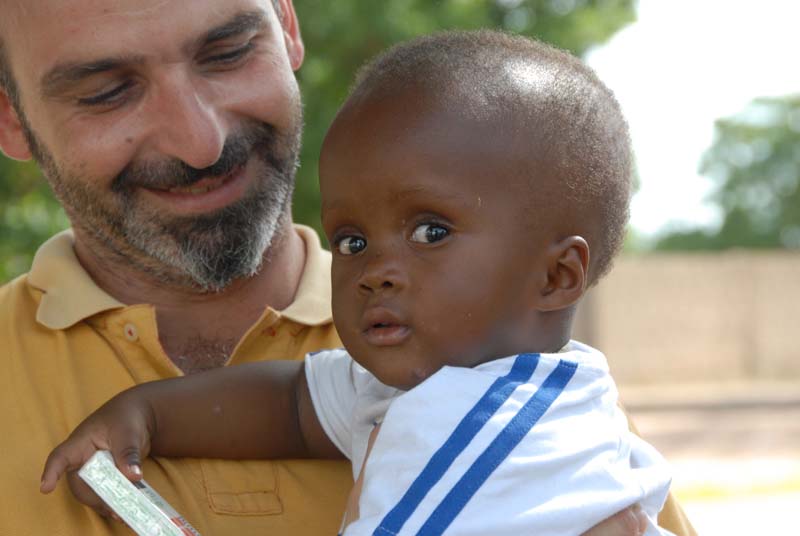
363, 323, 410, 346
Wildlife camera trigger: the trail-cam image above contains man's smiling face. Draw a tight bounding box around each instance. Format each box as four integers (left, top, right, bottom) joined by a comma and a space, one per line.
0, 0, 305, 291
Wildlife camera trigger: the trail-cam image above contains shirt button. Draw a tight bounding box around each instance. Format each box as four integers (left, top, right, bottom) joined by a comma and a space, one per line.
123, 323, 139, 342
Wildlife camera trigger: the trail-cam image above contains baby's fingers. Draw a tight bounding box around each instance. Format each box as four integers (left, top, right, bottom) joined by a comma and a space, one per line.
108, 438, 146, 483
104, 413, 153, 482
40, 439, 105, 494
61, 469, 128, 524
65, 469, 107, 510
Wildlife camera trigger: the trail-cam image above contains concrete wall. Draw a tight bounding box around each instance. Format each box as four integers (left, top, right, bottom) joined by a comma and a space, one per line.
573, 252, 800, 385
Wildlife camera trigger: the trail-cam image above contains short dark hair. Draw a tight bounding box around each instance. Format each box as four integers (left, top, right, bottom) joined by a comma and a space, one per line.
347, 30, 632, 284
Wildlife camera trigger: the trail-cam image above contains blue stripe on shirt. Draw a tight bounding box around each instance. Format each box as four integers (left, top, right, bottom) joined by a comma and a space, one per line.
416, 359, 578, 536
373, 353, 540, 536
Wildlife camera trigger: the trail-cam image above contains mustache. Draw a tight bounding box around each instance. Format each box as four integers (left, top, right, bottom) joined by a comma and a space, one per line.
111, 123, 278, 193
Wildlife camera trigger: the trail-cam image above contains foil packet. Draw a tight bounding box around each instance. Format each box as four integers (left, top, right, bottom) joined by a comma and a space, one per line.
78, 450, 202, 536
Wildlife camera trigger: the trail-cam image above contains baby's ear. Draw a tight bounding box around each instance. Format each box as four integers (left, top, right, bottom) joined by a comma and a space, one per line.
536, 236, 589, 312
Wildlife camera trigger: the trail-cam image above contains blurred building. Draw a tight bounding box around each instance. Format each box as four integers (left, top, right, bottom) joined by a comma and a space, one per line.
574, 252, 800, 386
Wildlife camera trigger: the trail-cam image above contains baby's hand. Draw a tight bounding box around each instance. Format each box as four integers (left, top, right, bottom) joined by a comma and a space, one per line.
40, 389, 154, 518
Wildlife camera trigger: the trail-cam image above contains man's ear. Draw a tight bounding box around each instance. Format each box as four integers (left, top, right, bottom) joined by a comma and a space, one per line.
277, 0, 305, 71
0, 89, 32, 161
536, 236, 589, 312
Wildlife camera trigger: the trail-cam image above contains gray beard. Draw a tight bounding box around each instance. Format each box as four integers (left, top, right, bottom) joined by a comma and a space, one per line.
21, 113, 301, 293
120, 174, 294, 292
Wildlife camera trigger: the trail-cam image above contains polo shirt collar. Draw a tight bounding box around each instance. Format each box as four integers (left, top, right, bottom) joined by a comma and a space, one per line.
280, 225, 333, 326
28, 225, 333, 330
28, 230, 125, 330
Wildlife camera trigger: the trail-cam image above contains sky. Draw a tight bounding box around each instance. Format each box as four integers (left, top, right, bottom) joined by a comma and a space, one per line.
586, 0, 800, 238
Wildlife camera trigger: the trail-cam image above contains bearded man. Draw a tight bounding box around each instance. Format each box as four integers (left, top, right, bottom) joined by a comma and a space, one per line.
0, 1, 695, 535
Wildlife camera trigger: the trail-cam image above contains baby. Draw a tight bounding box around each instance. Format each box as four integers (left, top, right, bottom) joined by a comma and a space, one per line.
41, 30, 672, 535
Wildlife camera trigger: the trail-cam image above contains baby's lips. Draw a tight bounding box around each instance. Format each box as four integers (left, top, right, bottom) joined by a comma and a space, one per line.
360, 305, 405, 333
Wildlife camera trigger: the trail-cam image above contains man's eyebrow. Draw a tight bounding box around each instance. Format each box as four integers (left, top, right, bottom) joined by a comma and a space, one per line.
196, 10, 268, 48
41, 56, 145, 98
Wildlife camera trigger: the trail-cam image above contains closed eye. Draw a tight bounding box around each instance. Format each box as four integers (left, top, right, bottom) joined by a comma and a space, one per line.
77, 80, 136, 107
201, 41, 256, 66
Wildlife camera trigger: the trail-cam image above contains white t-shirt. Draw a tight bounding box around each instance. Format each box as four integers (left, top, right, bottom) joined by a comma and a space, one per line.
305, 341, 673, 536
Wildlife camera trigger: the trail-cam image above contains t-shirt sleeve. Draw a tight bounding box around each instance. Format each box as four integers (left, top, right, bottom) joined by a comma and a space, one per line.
304, 348, 359, 459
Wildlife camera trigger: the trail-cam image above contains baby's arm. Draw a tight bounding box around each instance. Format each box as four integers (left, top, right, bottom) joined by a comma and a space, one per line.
40, 361, 341, 495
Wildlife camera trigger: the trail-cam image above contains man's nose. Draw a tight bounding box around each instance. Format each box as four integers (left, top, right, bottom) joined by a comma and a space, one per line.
143, 70, 228, 170
357, 251, 408, 293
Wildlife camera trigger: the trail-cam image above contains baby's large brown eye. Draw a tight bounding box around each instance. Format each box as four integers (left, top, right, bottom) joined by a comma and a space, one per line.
337, 236, 367, 255
410, 224, 449, 244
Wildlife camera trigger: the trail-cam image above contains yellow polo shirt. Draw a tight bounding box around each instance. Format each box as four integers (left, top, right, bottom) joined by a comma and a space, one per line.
0, 225, 350, 536
0, 226, 695, 536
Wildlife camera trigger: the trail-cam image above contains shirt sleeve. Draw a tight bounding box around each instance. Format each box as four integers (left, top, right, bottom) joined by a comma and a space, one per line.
304, 348, 359, 459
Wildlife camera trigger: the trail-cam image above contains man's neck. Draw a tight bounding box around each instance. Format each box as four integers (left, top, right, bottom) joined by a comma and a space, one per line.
72, 223, 307, 373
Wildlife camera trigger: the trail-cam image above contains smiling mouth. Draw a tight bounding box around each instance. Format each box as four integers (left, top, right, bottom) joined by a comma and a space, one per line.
165, 176, 230, 194
151, 167, 241, 195
139, 165, 250, 215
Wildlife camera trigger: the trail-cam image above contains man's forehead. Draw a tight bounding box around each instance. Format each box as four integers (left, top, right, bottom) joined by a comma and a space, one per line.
0, 0, 25, 34
2, 0, 168, 24
3, 0, 273, 31
1, 0, 275, 80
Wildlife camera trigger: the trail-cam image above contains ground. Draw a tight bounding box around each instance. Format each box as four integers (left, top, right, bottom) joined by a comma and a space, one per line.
624, 380, 800, 535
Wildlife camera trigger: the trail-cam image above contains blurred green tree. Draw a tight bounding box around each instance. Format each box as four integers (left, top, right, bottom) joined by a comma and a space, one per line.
0, 158, 69, 281
656, 95, 800, 251
0, 0, 635, 282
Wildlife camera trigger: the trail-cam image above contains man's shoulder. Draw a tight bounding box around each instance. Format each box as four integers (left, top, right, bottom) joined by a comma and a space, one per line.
0, 272, 40, 323
0, 272, 56, 358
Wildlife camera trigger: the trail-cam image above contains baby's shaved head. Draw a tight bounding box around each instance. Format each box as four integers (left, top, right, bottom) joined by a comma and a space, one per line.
345, 30, 631, 284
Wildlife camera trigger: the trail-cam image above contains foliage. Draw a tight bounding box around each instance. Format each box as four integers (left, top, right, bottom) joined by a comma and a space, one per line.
656, 95, 800, 251
0, 158, 69, 281
0, 0, 635, 282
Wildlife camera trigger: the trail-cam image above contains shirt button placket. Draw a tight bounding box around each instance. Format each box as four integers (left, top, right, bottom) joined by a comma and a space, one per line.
123, 323, 139, 342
